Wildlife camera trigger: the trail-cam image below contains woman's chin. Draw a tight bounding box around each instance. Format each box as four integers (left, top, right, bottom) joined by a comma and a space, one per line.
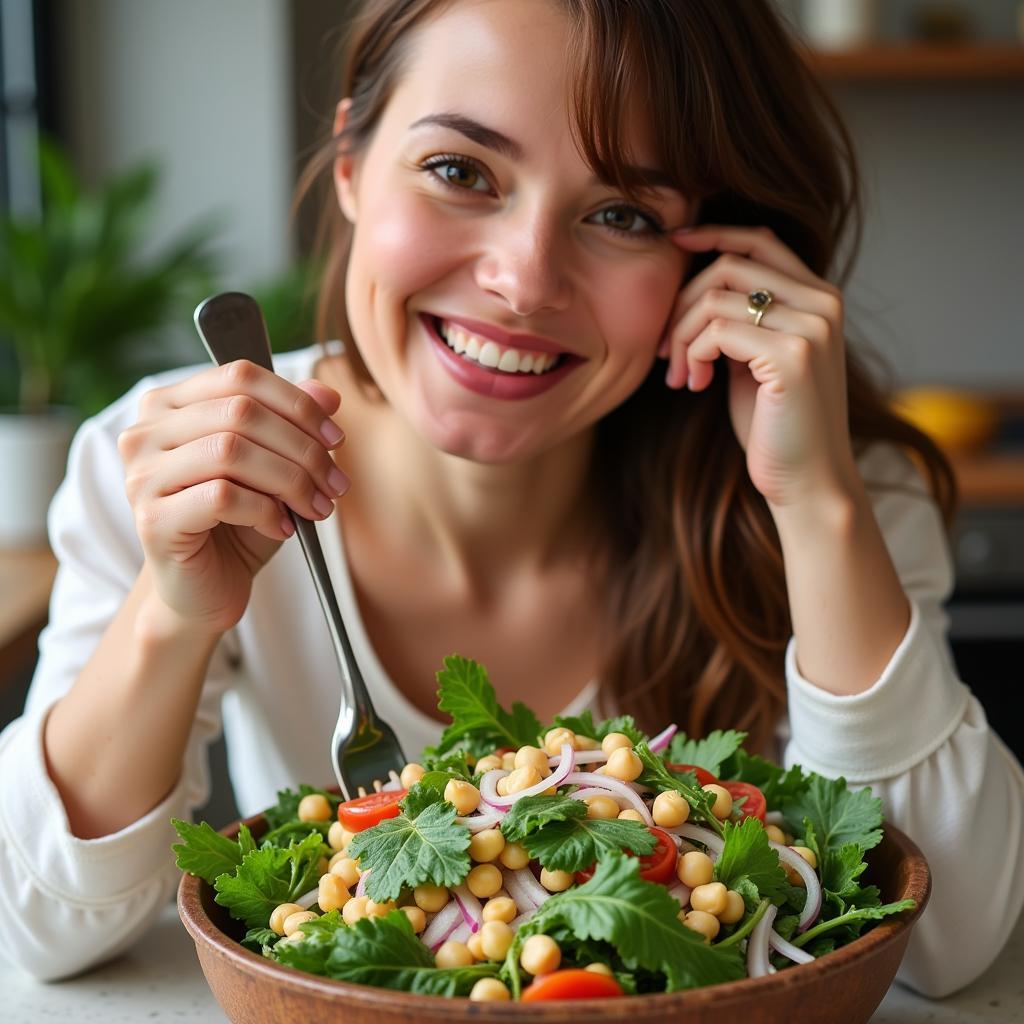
416, 413, 543, 465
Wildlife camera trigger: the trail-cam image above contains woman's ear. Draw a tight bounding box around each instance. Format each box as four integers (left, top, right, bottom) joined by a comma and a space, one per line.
333, 98, 358, 223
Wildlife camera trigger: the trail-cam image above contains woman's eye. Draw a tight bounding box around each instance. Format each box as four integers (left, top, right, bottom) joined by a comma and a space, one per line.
591, 205, 665, 238
420, 155, 491, 193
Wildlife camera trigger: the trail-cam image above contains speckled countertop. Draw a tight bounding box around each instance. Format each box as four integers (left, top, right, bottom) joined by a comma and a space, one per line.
4, 903, 1022, 1023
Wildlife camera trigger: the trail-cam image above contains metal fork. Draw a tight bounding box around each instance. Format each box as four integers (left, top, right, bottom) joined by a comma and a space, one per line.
194, 291, 406, 800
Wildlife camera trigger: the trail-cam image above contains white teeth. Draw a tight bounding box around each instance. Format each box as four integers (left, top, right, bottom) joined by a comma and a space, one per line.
437, 319, 562, 376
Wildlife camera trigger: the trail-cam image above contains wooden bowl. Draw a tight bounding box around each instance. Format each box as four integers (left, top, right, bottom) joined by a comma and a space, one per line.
178, 811, 930, 1024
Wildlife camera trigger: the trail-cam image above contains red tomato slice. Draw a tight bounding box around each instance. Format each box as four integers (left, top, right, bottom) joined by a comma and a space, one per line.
665, 762, 718, 787
337, 790, 408, 832
575, 826, 677, 886
720, 780, 767, 822
521, 968, 624, 1002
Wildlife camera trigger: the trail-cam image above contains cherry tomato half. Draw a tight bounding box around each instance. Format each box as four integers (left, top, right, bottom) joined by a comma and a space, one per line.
337, 789, 408, 832
521, 968, 624, 1002
719, 780, 767, 822
665, 762, 718, 787
575, 826, 677, 886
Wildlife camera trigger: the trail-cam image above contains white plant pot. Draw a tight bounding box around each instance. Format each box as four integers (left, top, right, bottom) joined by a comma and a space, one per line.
0, 408, 79, 547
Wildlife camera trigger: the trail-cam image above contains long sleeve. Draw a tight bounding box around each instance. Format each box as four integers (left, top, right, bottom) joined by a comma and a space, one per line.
782, 442, 1024, 998
0, 374, 238, 981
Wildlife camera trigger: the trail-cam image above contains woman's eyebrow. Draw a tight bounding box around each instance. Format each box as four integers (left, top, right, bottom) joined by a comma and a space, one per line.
407, 111, 679, 193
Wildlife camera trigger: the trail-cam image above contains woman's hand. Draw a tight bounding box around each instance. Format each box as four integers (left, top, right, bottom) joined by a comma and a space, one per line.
116, 360, 349, 634
658, 225, 860, 510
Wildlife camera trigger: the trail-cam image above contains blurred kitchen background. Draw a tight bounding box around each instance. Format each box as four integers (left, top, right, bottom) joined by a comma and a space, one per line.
0, 0, 1022, 825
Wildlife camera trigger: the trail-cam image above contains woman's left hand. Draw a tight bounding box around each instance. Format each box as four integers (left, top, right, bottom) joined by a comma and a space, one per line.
659, 224, 860, 510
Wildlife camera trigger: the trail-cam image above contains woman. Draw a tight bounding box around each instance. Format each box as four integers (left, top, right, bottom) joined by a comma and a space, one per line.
1, 0, 1020, 996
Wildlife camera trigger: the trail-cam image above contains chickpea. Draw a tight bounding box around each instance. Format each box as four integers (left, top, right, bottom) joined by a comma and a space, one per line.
764, 824, 787, 845
435, 940, 474, 969
702, 784, 733, 820
605, 747, 643, 782
400, 762, 426, 788
495, 776, 510, 797
444, 779, 481, 815
327, 820, 348, 851
584, 963, 614, 976
784, 862, 805, 887
282, 910, 318, 937
499, 842, 531, 870
652, 790, 690, 828
682, 910, 720, 942
475, 754, 503, 774
719, 890, 746, 925
315, 856, 330, 877
791, 846, 818, 869
413, 883, 449, 913
329, 856, 362, 889
543, 727, 576, 756
466, 932, 486, 960
504, 766, 543, 795
574, 734, 601, 751
399, 905, 426, 934
520, 934, 562, 975
285, 929, 309, 943
469, 828, 506, 862
365, 899, 397, 917
539, 868, 574, 892
480, 920, 515, 960
297, 793, 332, 822
269, 902, 304, 936
600, 732, 633, 757
469, 978, 511, 1002
690, 882, 728, 917
317, 874, 351, 913
677, 850, 715, 888
617, 809, 645, 822
585, 795, 620, 820
501, 752, 517, 771
482, 896, 518, 924
342, 895, 370, 925
467, 863, 504, 899
514, 745, 550, 773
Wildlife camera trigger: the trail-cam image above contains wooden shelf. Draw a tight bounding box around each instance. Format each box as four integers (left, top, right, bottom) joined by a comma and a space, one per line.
804, 42, 1024, 81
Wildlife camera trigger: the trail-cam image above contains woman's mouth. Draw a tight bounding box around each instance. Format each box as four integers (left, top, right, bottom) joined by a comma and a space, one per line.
431, 316, 565, 376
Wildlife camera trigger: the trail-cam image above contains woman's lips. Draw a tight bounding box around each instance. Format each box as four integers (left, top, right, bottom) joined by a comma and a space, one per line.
419, 313, 582, 401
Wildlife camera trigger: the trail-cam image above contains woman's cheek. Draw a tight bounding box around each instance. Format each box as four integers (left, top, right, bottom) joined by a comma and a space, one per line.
599, 262, 680, 360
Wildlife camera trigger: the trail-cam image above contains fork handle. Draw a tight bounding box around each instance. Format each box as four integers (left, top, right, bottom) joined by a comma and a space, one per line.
193, 292, 382, 736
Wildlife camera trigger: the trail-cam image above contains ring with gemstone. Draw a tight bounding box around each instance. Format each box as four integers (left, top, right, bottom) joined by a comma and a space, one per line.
747, 288, 774, 327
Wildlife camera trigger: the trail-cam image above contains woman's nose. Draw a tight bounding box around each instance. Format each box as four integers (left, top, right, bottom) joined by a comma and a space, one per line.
473, 209, 572, 317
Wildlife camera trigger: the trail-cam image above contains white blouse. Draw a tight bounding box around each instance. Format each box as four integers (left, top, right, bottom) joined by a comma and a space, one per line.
0, 345, 1020, 996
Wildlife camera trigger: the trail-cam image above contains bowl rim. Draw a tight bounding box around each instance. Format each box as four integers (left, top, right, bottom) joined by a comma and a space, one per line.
178, 809, 931, 1014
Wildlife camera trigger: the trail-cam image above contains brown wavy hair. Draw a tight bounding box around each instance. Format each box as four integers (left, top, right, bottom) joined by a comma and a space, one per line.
294, 0, 956, 754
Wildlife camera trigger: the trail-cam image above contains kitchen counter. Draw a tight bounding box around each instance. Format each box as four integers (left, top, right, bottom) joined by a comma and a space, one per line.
4, 901, 1022, 1023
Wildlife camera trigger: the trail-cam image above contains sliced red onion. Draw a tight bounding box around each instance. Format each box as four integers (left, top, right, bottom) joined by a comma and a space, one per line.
480, 744, 575, 807
422, 900, 461, 950
355, 868, 369, 898
667, 881, 691, 908
452, 883, 483, 933
764, 810, 786, 827
478, 768, 511, 809
564, 772, 654, 824
295, 886, 319, 910
449, 922, 471, 944
747, 903, 778, 978
455, 807, 505, 832
510, 867, 551, 909
508, 910, 535, 931
551, 749, 606, 766
666, 823, 725, 858
769, 842, 821, 932
501, 869, 538, 912
648, 723, 678, 753
769, 927, 815, 965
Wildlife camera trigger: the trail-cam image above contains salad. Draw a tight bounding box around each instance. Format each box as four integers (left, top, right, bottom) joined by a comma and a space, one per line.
173, 655, 915, 1003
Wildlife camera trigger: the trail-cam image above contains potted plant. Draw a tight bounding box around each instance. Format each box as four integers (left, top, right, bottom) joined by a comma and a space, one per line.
0, 139, 218, 545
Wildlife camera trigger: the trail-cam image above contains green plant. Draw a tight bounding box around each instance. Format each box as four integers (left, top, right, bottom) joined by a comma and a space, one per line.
249, 258, 323, 354
0, 138, 220, 415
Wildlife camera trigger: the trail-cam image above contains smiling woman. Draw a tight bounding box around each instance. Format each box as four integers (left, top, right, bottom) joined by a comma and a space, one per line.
0, 0, 1021, 1005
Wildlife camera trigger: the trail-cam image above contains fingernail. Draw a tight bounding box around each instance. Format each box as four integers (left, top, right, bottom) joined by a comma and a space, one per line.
320, 419, 344, 445
673, 226, 696, 235
327, 467, 351, 496
312, 491, 334, 517
280, 516, 295, 537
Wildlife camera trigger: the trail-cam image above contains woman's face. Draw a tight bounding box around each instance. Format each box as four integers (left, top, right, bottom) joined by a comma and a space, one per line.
335, 0, 697, 463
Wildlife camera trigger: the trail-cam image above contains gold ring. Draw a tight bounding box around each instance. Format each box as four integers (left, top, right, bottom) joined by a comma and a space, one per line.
747, 288, 774, 327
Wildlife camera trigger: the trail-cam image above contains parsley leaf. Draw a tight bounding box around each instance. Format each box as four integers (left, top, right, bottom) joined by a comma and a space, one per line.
348, 801, 471, 902
277, 910, 499, 995
551, 711, 646, 745
214, 831, 325, 930
634, 742, 724, 835
667, 730, 746, 777
503, 853, 744, 996
240, 926, 280, 954
500, 794, 587, 842
719, 750, 809, 807
428, 655, 543, 758
399, 781, 445, 819
713, 817, 788, 909
263, 784, 340, 831
522, 816, 658, 873
785, 775, 883, 856
171, 818, 246, 885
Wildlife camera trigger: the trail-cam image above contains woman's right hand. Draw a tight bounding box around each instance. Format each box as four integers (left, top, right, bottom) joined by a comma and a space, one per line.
117, 359, 348, 635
